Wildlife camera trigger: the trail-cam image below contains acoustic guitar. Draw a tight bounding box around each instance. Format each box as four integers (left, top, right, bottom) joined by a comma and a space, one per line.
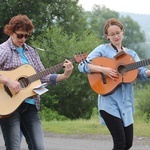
0, 53, 87, 116
88, 52, 150, 95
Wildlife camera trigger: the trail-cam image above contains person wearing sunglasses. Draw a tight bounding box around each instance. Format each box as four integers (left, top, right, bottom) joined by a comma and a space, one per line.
0, 14, 74, 150
78, 18, 150, 150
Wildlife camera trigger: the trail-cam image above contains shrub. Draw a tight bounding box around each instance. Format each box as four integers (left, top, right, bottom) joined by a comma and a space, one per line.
135, 85, 150, 122
39, 107, 68, 121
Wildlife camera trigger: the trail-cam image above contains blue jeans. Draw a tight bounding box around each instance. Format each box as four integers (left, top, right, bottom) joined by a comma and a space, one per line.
0, 102, 45, 150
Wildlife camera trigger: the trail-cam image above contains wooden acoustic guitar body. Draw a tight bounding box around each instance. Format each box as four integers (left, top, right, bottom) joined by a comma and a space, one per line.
88, 54, 138, 95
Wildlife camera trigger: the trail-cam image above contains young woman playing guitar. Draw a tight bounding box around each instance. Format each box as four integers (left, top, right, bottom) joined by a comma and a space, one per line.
78, 18, 150, 150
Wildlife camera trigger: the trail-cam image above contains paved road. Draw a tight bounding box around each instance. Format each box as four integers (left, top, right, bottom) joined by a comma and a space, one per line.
0, 132, 149, 150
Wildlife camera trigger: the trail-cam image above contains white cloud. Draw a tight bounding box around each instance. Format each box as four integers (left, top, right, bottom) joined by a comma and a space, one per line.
78, 0, 150, 14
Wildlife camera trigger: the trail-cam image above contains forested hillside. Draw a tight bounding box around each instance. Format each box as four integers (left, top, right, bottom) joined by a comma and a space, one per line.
120, 12, 150, 41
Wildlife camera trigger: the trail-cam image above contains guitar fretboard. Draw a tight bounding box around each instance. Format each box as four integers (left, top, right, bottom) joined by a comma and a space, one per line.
27, 58, 76, 83
125, 59, 150, 72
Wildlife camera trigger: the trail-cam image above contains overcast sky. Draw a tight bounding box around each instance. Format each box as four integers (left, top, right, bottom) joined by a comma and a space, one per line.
78, 0, 150, 14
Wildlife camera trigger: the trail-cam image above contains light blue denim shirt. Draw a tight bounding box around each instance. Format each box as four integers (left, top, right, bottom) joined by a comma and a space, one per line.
78, 44, 149, 127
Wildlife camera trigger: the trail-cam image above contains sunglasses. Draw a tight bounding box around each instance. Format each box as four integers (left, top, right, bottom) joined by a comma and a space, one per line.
14, 32, 31, 39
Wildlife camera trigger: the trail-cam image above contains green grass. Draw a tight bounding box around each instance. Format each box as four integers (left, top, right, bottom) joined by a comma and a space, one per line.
134, 118, 150, 137
43, 118, 109, 135
42, 116, 150, 137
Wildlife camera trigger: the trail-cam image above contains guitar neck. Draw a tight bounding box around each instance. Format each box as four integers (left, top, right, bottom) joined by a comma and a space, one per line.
126, 59, 150, 72
28, 58, 76, 83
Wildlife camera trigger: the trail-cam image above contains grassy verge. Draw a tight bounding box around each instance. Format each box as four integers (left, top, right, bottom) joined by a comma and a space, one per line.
42, 116, 150, 137
43, 118, 109, 135
134, 118, 150, 137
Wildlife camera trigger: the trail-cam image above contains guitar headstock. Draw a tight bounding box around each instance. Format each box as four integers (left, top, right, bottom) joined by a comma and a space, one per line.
74, 52, 88, 63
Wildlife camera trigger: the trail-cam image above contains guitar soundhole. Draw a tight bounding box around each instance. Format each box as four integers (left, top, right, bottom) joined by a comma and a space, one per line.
18, 77, 29, 88
117, 65, 126, 75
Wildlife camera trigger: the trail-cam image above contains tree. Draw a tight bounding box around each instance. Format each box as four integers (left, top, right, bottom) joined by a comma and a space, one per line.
85, 5, 119, 39
0, 0, 87, 43
45, 0, 88, 36
0, 0, 45, 42
31, 26, 100, 119
85, 5, 146, 58
120, 16, 146, 58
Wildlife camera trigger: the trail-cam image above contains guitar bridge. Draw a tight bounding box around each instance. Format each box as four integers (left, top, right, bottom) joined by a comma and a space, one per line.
4, 85, 13, 97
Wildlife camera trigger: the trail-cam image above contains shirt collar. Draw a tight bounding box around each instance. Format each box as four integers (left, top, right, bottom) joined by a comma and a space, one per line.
8, 37, 29, 51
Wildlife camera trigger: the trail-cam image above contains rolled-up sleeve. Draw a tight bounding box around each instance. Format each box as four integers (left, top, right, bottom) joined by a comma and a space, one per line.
78, 60, 91, 73
78, 44, 105, 74
138, 67, 149, 81
131, 51, 150, 81
50, 74, 58, 85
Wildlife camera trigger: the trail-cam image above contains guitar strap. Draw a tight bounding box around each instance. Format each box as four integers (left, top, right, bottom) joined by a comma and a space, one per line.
111, 43, 123, 52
